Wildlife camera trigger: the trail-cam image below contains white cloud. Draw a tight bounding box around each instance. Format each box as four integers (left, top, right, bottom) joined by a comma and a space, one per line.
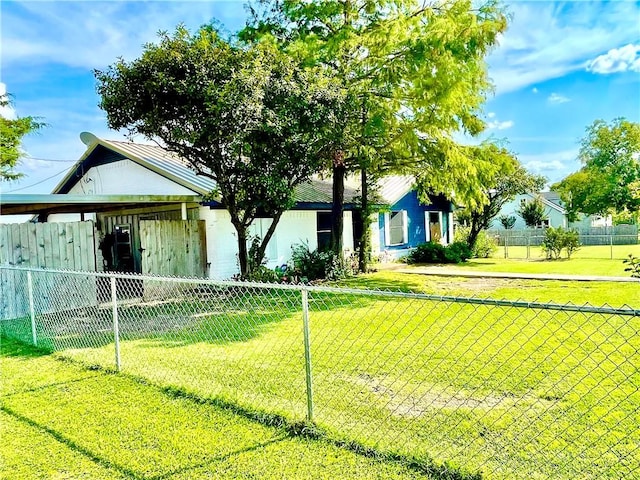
1, 1, 246, 70
519, 149, 579, 183
586, 43, 640, 74
485, 112, 513, 130
532, 87, 538, 94
487, 1, 640, 94
487, 119, 514, 130
548, 93, 570, 104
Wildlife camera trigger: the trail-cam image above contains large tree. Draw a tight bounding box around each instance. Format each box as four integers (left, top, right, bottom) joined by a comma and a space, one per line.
457, 143, 546, 249
242, 0, 508, 270
96, 26, 346, 278
0, 94, 43, 181
553, 118, 640, 220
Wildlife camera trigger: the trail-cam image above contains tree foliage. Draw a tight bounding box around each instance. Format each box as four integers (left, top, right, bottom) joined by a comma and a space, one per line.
517, 196, 548, 227
96, 26, 346, 278
456, 143, 546, 249
553, 118, 640, 219
242, 0, 508, 269
499, 214, 516, 229
0, 95, 43, 181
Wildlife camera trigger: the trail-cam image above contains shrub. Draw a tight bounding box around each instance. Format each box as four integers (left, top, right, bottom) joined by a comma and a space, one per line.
444, 241, 472, 263
623, 254, 640, 278
289, 243, 357, 282
563, 229, 580, 259
453, 226, 497, 258
406, 241, 471, 264
541, 227, 580, 260
541, 227, 563, 259
406, 241, 446, 264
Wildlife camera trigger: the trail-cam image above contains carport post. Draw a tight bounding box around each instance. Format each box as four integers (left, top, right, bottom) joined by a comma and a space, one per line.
111, 276, 121, 372
27, 271, 37, 346
301, 288, 314, 422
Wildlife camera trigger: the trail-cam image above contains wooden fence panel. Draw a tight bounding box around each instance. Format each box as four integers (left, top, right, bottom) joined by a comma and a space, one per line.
140, 220, 207, 278
0, 222, 98, 321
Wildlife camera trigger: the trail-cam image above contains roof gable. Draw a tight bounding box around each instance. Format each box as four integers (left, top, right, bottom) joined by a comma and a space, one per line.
54, 133, 355, 206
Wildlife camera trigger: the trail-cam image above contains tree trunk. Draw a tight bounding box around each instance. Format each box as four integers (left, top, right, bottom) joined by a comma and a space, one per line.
357, 168, 369, 272
331, 162, 346, 256
236, 225, 249, 279
467, 214, 483, 252
254, 212, 283, 269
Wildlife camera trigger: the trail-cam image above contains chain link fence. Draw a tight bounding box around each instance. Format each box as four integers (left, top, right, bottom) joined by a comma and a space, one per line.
488, 230, 640, 260
1, 266, 638, 479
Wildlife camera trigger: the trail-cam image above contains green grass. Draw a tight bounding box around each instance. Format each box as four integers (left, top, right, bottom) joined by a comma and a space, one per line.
3, 267, 639, 479
0, 338, 431, 480
484, 245, 640, 268
338, 270, 640, 307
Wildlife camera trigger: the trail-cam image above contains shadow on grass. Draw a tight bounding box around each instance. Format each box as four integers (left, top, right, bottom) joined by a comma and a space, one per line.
1, 334, 51, 358
2, 400, 288, 480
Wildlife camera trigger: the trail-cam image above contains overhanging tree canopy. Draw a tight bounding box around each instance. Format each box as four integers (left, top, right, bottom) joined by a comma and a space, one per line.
242, 0, 508, 269
96, 26, 348, 277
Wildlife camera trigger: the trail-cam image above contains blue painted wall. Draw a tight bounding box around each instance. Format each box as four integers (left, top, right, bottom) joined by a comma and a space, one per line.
378, 192, 453, 252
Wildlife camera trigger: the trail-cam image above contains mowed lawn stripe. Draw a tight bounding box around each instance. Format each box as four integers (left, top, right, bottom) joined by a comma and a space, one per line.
0, 338, 428, 480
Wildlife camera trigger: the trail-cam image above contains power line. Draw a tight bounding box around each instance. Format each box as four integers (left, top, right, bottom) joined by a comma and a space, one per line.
23, 157, 77, 163
3, 167, 70, 193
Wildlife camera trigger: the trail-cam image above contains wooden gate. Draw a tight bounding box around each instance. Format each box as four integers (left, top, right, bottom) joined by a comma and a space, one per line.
139, 220, 207, 277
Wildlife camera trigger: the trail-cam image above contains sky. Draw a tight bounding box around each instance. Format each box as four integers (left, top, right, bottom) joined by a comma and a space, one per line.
1, 0, 639, 197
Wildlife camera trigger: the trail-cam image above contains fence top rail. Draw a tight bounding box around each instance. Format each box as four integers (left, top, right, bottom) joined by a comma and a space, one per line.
2, 265, 638, 317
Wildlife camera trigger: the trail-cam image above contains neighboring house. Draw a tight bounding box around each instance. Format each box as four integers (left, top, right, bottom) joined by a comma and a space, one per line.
492, 192, 612, 230
372, 176, 455, 260
42, 132, 356, 279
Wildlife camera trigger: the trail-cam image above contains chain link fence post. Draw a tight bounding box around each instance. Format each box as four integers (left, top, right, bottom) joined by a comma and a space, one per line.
27, 270, 37, 347
301, 287, 314, 422
110, 276, 121, 372
610, 234, 613, 259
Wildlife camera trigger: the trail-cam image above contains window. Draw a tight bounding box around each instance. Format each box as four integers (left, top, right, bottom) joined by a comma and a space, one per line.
317, 212, 332, 251
385, 210, 407, 246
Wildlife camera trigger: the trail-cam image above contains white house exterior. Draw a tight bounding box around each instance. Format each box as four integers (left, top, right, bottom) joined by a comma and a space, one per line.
45, 133, 355, 279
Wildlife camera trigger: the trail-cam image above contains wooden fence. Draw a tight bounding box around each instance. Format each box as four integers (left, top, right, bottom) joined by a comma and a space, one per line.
0, 222, 98, 320
0, 221, 98, 270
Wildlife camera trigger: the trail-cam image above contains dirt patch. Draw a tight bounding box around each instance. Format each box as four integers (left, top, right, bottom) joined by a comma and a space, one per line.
352, 372, 556, 418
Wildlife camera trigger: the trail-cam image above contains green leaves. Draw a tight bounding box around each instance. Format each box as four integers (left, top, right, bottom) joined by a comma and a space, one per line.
0, 95, 44, 181
96, 25, 348, 276
554, 118, 640, 219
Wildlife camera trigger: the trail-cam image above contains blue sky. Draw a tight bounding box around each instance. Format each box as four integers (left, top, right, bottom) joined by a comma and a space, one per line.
1, 0, 639, 196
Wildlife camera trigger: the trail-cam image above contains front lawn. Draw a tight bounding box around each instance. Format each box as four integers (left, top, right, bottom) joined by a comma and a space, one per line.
0, 337, 425, 480
6, 277, 635, 480
338, 270, 640, 307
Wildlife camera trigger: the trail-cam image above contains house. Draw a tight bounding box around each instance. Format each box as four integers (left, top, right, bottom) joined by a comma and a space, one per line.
371, 176, 455, 260
38, 132, 356, 279
491, 192, 612, 230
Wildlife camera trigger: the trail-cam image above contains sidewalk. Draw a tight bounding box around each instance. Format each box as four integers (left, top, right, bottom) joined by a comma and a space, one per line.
386, 264, 640, 283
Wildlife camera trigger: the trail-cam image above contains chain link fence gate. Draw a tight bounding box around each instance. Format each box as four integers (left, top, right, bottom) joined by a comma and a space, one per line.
1, 266, 638, 479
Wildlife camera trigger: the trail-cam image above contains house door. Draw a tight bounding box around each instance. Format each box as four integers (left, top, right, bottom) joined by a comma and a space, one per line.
139, 220, 207, 277
426, 212, 443, 243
